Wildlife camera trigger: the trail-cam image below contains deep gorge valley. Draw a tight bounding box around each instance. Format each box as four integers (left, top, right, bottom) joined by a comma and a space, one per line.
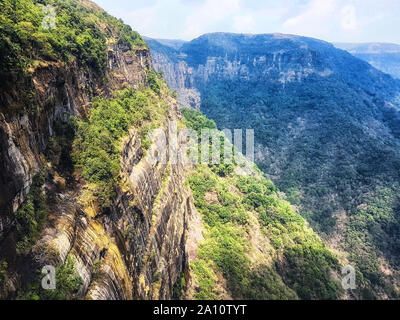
1, 0, 400, 301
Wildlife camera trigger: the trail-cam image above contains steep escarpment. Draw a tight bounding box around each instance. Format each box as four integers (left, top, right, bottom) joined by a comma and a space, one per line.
23, 87, 198, 300
0, 0, 197, 300
0, 0, 149, 237
146, 38, 201, 110
149, 33, 400, 298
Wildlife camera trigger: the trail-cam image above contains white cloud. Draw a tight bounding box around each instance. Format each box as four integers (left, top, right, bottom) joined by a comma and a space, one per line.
182, 0, 241, 39
112, 6, 157, 34
282, 0, 339, 37
233, 15, 255, 32
93, 0, 400, 43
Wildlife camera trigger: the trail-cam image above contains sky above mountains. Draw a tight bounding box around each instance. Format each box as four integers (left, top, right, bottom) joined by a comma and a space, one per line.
93, 0, 400, 43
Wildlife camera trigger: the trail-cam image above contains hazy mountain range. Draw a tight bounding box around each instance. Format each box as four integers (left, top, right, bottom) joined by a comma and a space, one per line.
334, 42, 400, 79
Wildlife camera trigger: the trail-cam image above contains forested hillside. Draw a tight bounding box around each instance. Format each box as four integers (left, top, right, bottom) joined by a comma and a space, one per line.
149, 33, 400, 299
181, 108, 343, 300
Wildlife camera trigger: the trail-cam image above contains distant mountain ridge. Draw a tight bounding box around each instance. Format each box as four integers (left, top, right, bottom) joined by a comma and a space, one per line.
336, 42, 400, 54
335, 42, 400, 79
143, 36, 187, 51
148, 33, 400, 108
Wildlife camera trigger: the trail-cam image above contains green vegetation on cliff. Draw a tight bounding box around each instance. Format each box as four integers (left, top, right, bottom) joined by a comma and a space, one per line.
183, 108, 343, 300
15, 170, 47, 254
0, 0, 369, 301
72, 72, 168, 208
0, 0, 146, 76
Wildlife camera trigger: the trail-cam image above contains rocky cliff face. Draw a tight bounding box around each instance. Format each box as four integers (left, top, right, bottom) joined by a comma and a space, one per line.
25, 101, 200, 300
0, 0, 200, 300
148, 33, 400, 110
0, 40, 150, 239
147, 38, 201, 110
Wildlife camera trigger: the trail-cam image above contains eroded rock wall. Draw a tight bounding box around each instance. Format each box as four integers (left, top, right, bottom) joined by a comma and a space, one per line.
0, 35, 201, 300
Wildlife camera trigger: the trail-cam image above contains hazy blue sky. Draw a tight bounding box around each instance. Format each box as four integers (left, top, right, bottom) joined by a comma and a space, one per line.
93, 0, 400, 43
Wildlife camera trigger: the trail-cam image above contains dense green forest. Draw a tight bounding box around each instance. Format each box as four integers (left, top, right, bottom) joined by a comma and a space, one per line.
0, 0, 148, 117
183, 108, 343, 300
198, 76, 400, 298
0, 0, 146, 75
